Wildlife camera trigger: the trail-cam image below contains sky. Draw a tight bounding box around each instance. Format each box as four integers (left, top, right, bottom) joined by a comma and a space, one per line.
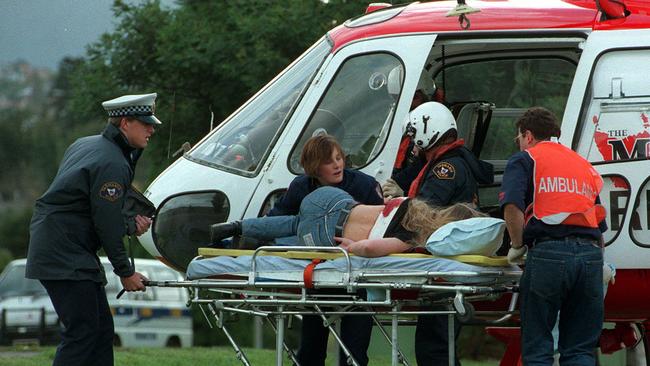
0, 0, 172, 70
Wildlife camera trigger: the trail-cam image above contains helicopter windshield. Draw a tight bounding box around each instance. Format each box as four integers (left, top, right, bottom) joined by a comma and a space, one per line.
188, 38, 331, 175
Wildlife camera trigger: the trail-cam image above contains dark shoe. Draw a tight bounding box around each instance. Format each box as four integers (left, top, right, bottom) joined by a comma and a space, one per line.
237, 236, 268, 250
210, 221, 242, 244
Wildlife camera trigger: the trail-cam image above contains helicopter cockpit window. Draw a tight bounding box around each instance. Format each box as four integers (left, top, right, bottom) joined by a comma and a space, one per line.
188, 38, 331, 175
289, 53, 403, 173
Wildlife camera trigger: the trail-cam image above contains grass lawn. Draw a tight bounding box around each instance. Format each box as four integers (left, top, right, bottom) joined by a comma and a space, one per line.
0, 346, 501, 366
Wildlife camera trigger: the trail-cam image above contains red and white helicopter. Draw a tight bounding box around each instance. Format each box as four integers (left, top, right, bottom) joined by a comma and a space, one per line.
138, 0, 650, 363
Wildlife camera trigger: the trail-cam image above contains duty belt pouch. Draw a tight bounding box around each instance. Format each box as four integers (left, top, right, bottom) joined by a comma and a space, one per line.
123, 185, 156, 218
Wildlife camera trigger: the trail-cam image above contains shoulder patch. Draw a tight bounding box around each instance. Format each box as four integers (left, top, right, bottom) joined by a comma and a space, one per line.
99, 182, 124, 202
432, 162, 456, 180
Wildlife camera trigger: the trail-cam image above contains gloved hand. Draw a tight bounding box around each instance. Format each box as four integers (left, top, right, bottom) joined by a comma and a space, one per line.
603, 262, 616, 285
382, 178, 404, 198
507, 245, 527, 265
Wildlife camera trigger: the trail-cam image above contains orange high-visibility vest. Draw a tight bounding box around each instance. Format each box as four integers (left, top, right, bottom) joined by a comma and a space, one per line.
525, 141, 605, 228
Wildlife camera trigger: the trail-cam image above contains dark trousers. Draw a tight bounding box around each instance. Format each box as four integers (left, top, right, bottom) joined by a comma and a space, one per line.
41, 280, 114, 366
296, 314, 373, 366
415, 313, 462, 366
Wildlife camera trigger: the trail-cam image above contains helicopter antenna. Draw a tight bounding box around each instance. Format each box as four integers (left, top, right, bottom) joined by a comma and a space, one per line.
209, 104, 215, 131
446, 0, 480, 30
166, 91, 176, 159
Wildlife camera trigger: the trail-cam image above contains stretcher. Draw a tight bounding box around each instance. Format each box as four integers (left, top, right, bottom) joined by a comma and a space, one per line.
147, 246, 521, 366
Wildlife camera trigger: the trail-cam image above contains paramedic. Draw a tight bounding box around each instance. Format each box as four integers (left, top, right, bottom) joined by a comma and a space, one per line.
213, 134, 382, 366
267, 134, 383, 216
384, 101, 494, 366
26, 93, 161, 366
500, 107, 606, 365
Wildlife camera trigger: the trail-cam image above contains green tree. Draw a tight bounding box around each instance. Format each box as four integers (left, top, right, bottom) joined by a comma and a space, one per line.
64, 0, 364, 182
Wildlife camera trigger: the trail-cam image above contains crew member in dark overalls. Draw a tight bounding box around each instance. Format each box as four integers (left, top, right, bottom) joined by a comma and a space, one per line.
393, 101, 494, 366
26, 93, 162, 366
501, 107, 606, 365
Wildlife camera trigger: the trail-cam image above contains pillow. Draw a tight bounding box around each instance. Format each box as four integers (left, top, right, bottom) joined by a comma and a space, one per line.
424, 217, 505, 256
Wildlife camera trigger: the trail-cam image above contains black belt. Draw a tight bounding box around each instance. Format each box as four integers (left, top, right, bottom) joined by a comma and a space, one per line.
335, 201, 358, 238
535, 235, 599, 246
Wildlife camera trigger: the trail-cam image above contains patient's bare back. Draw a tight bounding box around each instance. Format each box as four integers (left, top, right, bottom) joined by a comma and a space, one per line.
343, 205, 384, 242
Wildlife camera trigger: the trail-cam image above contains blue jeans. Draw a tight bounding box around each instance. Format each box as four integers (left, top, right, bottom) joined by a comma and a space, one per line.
242, 186, 356, 246
520, 239, 603, 366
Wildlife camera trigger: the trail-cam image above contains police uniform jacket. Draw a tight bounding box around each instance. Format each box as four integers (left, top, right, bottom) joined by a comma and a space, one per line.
26, 123, 140, 282
267, 168, 383, 216
416, 146, 494, 206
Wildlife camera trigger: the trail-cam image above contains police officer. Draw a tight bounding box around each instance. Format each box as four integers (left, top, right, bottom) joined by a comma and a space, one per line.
388, 101, 494, 366
26, 93, 162, 366
500, 107, 606, 365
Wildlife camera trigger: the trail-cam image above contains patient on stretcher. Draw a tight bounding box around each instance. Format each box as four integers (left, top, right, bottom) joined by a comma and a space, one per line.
210, 186, 496, 257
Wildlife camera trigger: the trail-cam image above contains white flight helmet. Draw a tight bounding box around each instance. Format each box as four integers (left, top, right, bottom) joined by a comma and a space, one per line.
406, 101, 457, 151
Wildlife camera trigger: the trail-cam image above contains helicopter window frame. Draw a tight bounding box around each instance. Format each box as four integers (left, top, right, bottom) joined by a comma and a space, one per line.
185, 37, 332, 177
287, 51, 405, 175
573, 47, 650, 165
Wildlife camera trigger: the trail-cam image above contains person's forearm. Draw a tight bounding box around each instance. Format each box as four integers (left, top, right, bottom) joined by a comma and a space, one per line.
504, 204, 525, 248
348, 238, 411, 257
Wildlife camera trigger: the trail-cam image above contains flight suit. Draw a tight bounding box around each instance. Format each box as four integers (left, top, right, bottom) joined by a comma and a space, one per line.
411, 144, 494, 366
26, 123, 140, 366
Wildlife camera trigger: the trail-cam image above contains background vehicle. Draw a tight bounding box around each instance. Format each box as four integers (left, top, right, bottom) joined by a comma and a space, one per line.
0, 258, 59, 346
139, 0, 650, 364
0, 258, 192, 348
102, 257, 193, 348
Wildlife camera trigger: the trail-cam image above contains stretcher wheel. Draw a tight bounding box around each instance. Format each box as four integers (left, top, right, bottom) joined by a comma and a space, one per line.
455, 301, 475, 323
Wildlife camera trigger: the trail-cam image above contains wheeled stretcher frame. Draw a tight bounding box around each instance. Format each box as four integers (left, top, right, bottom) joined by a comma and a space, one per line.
147, 246, 521, 366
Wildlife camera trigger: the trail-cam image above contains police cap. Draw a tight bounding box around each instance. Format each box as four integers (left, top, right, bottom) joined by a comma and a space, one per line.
102, 93, 162, 125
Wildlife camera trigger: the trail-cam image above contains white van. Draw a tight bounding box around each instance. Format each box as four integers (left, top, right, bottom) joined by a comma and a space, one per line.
0, 257, 192, 347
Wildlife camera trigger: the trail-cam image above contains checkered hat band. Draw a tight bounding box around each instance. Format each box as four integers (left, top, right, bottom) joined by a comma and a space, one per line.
107, 105, 153, 117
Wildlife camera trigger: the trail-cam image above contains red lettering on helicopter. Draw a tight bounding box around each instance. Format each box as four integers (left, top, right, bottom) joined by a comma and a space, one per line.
594, 130, 650, 162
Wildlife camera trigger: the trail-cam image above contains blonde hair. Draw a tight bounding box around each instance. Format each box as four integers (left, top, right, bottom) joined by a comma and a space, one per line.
401, 200, 486, 245
300, 135, 345, 177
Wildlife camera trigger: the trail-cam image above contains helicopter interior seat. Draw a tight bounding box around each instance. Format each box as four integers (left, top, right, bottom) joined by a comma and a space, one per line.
451, 101, 495, 156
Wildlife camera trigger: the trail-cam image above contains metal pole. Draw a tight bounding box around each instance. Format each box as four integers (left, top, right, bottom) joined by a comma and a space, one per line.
448, 313, 455, 366
254, 317, 263, 349
276, 306, 284, 366
371, 315, 409, 365
392, 306, 399, 366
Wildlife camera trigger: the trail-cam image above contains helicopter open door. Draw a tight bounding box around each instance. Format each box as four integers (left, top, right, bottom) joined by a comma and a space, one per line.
245, 35, 436, 218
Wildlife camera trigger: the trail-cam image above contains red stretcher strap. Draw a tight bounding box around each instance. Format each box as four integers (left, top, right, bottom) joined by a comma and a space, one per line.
303, 259, 324, 289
